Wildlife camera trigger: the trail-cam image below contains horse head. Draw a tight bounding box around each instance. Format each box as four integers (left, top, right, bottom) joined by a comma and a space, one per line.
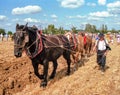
14, 23, 29, 57
65, 32, 73, 43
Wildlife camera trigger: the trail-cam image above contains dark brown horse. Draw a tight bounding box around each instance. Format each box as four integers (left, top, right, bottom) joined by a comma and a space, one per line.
65, 32, 84, 68
14, 23, 71, 87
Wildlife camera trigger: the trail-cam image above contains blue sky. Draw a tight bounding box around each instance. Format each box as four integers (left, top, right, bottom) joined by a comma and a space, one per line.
0, 0, 120, 32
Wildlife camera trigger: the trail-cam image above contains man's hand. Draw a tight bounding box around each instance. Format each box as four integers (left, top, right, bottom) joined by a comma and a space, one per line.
104, 50, 108, 56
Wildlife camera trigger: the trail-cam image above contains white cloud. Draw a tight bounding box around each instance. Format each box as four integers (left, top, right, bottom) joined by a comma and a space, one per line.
76, 15, 86, 18
107, 1, 120, 8
24, 18, 40, 23
12, 5, 42, 15
116, 22, 120, 25
58, 0, 84, 8
88, 17, 103, 21
107, 1, 120, 15
98, 0, 106, 5
87, 3, 96, 7
0, 15, 7, 21
89, 11, 113, 18
67, 15, 86, 19
51, 14, 58, 18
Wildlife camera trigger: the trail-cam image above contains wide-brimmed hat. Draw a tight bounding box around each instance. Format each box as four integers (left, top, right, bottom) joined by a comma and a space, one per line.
98, 33, 104, 38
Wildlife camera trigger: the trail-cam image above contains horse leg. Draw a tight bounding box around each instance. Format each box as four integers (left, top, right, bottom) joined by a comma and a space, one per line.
63, 51, 71, 75
81, 50, 85, 66
72, 53, 76, 63
40, 59, 49, 87
32, 61, 44, 79
88, 43, 92, 56
84, 45, 88, 59
74, 52, 79, 70
49, 60, 58, 79
75, 52, 79, 62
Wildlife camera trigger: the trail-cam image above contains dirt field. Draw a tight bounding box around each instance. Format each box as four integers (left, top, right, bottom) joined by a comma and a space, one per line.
0, 40, 120, 95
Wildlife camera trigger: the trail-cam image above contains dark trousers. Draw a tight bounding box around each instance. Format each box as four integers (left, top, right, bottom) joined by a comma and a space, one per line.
97, 50, 106, 68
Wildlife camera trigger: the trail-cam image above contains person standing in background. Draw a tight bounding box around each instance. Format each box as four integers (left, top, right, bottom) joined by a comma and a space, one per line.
5, 34, 8, 41
116, 33, 120, 45
0, 33, 3, 41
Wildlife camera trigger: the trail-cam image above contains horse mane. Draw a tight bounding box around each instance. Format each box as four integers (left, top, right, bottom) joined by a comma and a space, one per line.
27, 27, 37, 41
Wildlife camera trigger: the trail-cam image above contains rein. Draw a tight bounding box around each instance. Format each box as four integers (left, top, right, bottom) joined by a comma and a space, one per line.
26, 34, 76, 57
41, 36, 76, 53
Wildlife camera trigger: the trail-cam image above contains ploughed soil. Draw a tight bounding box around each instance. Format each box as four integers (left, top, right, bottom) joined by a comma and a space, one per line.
0, 40, 120, 95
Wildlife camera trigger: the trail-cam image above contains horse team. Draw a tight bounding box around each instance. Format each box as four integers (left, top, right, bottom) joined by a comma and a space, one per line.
64, 31, 94, 68
14, 23, 94, 87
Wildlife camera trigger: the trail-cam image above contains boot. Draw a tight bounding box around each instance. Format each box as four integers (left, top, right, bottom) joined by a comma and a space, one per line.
101, 66, 105, 72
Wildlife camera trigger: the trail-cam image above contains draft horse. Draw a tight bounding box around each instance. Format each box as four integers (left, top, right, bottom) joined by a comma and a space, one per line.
14, 23, 71, 87
65, 32, 84, 69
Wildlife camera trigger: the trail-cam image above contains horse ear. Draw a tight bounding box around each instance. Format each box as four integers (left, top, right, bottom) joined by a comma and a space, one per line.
23, 22, 28, 30
16, 23, 19, 28
25, 22, 28, 26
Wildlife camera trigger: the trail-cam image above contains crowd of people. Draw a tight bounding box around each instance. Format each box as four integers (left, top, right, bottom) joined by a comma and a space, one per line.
0, 32, 120, 44
91, 32, 120, 45
0, 34, 12, 41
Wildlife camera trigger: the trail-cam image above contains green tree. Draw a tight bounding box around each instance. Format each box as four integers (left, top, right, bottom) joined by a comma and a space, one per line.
105, 25, 107, 33
0, 28, 6, 35
100, 24, 108, 33
85, 23, 92, 32
48, 24, 55, 34
58, 26, 64, 34
111, 28, 116, 33
7, 31, 13, 35
118, 30, 120, 33
43, 27, 49, 34
91, 25, 97, 33
43, 24, 62, 34
71, 26, 77, 33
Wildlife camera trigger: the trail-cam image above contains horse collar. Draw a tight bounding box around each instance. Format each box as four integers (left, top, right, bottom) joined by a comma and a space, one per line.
25, 31, 43, 59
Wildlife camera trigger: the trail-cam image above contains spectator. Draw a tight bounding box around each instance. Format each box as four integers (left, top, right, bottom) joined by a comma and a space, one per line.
0, 34, 3, 41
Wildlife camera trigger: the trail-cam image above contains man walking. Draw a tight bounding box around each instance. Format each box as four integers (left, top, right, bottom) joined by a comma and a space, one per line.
93, 33, 111, 73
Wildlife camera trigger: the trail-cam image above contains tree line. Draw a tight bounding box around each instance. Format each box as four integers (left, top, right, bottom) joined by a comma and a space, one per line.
0, 23, 120, 35
0, 28, 13, 35
43, 24, 120, 34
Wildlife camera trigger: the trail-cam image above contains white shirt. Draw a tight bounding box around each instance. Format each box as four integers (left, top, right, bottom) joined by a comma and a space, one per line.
95, 39, 108, 50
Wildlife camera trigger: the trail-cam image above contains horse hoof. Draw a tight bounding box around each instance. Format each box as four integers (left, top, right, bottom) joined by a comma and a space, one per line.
40, 81, 47, 87
73, 68, 78, 72
49, 75, 55, 79
66, 72, 70, 76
